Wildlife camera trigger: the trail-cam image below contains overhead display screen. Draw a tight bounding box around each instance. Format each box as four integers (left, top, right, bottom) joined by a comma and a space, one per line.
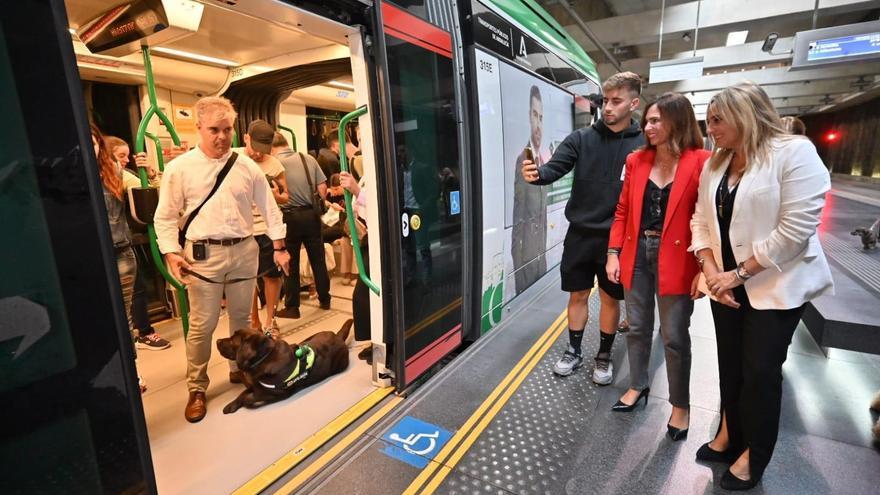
807, 32, 880, 61
792, 20, 880, 70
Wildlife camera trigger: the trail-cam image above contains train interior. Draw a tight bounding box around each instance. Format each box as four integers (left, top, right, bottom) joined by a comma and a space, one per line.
63, 1, 383, 493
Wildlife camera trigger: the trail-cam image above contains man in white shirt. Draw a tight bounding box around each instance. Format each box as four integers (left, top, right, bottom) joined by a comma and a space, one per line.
153, 97, 290, 423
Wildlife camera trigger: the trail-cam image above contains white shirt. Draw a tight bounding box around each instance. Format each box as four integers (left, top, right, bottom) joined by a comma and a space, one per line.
690, 136, 834, 309
154, 146, 286, 254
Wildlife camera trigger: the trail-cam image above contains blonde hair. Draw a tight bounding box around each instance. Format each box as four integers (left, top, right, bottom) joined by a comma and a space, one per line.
104, 136, 128, 153
194, 96, 237, 124
706, 82, 793, 170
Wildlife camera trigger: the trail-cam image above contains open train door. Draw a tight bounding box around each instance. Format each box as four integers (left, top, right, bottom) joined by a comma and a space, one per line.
371, 2, 465, 391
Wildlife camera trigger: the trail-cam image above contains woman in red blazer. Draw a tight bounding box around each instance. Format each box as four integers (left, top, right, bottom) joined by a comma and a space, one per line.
605, 92, 710, 441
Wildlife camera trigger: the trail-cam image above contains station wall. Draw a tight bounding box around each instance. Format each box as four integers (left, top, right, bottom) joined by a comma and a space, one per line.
801, 96, 880, 178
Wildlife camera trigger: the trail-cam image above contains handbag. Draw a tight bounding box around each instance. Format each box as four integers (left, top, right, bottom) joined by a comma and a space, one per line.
299, 152, 326, 218
343, 215, 367, 243
178, 152, 237, 248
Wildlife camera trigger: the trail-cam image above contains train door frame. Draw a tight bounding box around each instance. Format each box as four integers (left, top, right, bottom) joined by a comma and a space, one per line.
370, 1, 473, 392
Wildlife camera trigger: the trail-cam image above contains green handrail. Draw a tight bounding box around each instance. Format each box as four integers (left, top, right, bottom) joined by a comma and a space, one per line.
338, 106, 378, 295
278, 124, 296, 151
134, 46, 190, 336
143, 131, 165, 172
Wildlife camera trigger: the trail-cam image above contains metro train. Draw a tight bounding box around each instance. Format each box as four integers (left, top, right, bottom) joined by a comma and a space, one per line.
1, 0, 601, 492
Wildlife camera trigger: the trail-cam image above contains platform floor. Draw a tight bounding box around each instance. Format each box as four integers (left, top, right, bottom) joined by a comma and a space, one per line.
285, 273, 880, 495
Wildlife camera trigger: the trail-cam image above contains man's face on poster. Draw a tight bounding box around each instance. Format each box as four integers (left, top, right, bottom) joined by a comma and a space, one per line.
529, 95, 543, 149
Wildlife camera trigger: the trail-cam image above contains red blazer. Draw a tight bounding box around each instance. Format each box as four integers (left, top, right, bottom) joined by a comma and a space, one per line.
609, 148, 710, 295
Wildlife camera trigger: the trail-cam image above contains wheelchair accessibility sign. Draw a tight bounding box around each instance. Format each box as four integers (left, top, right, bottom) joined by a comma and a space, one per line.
381, 416, 452, 468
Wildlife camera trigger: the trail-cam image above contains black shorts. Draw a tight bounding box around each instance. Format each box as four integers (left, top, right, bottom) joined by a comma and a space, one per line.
256, 234, 283, 278
559, 228, 624, 300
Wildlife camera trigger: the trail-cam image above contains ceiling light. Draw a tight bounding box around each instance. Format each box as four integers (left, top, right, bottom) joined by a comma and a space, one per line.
150, 46, 239, 67
726, 30, 749, 46
328, 80, 355, 90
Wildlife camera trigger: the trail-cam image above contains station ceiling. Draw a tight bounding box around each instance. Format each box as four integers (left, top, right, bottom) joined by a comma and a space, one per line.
537, 0, 880, 117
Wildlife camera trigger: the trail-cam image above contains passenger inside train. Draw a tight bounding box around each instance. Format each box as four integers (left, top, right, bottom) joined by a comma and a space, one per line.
61, 1, 388, 492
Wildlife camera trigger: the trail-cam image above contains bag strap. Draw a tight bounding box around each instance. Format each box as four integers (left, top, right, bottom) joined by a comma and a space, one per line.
181, 151, 238, 239
298, 152, 317, 192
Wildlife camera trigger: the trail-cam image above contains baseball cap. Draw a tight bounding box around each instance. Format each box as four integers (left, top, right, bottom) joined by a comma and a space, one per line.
247, 120, 274, 154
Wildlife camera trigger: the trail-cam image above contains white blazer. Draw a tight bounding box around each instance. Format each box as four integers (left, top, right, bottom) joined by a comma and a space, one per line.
690, 136, 834, 310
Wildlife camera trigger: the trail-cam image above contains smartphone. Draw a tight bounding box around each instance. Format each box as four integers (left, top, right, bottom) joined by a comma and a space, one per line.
192, 243, 207, 261
523, 146, 534, 163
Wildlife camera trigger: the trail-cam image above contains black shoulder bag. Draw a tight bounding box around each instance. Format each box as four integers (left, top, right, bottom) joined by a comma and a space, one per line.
299, 152, 326, 217
177, 152, 238, 248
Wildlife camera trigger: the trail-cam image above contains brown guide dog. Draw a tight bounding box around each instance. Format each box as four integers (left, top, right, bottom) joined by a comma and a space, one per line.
216, 319, 353, 414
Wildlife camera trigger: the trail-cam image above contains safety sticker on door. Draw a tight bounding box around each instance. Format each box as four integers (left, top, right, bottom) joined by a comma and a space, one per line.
380, 416, 452, 468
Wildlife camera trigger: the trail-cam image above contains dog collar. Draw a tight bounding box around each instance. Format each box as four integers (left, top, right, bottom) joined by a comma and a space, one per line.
258, 345, 315, 390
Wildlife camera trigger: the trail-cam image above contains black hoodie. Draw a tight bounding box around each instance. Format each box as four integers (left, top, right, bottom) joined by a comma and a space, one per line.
534, 118, 644, 232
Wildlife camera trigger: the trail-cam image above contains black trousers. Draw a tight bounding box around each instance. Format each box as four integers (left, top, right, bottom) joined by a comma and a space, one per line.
283, 208, 331, 307
352, 240, 370, 341
710, 287, 805, 480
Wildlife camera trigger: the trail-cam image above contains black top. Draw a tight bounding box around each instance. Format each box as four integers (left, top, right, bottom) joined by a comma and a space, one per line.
716, 168, 740, 272
532, 119, 645, 231
640, 180, 673, 232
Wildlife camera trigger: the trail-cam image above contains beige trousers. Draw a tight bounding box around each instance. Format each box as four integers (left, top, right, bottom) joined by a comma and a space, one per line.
184, 238, 258, 392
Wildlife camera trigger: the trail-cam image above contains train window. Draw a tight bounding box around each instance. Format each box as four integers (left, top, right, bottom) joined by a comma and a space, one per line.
384, 32, 464, 384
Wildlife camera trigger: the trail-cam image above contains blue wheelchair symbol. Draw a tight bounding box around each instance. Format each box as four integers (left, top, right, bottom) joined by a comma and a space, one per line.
450, 190, 461, 215
381, 416, 452, 468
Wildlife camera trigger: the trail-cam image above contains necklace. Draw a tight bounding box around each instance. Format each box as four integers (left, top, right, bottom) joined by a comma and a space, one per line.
716, 161, 742, 219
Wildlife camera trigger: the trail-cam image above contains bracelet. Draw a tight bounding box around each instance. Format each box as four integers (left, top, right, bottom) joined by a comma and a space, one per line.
696, 256, 705, 267
607, 248, 621, 255
274, 246, 287, 252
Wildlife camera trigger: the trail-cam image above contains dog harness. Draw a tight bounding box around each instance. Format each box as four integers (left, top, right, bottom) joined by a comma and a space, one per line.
258, 345, 315, 390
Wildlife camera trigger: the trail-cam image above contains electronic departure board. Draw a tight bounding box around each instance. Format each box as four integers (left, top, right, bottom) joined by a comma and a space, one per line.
792, 20, 880, 70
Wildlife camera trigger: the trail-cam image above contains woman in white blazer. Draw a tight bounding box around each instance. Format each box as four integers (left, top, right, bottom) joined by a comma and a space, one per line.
689, 82, 833, 491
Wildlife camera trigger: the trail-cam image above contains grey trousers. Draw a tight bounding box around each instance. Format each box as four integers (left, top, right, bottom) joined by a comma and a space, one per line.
623, 236, 694, 408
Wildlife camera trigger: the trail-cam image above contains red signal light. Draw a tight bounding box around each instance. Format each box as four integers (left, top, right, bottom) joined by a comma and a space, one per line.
824, 131, 839, 143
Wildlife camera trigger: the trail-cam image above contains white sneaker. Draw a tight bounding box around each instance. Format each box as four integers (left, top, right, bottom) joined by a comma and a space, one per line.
592, 352, 614, 385
552, 346, 583, 376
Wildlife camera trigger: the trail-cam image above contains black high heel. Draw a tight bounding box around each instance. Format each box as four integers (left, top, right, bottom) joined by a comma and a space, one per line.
720, 469, 760, 491
667, 424, 689, 441
667, 408, 689, 441
696, 442, 733, 463
612, 387, 650, 412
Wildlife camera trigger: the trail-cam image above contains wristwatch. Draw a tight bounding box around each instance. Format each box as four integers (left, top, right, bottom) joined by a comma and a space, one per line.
274, 246, 287, 252
735, 261, 752, 281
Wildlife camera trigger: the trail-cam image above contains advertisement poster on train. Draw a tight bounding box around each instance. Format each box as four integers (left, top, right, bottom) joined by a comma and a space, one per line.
500, 60, 573, 299
475, 48, 574, 333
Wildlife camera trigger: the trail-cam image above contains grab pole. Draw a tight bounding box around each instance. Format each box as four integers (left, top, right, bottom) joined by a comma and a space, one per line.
338, 106, 379, 295
134, 45, 190, 336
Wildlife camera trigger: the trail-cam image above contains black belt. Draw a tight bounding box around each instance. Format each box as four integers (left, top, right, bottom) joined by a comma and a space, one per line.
643, 230, 662, 238
285, 205, 313, 210
194, 236, 250, 246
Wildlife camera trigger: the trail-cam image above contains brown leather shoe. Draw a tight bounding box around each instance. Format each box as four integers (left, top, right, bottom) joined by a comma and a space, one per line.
185, 391, 207, 423
229, 371, 243, 384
